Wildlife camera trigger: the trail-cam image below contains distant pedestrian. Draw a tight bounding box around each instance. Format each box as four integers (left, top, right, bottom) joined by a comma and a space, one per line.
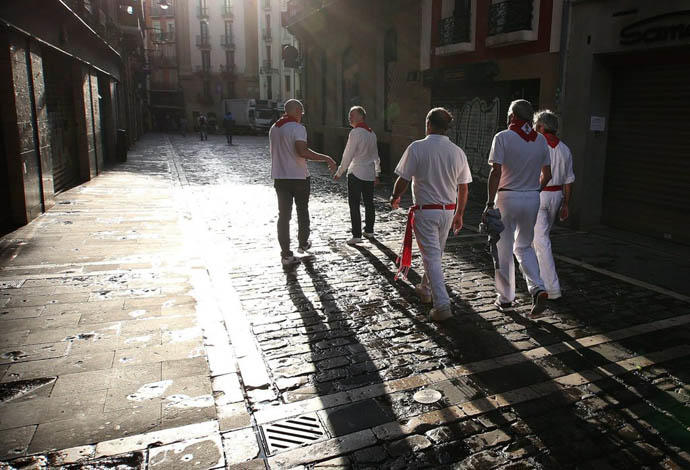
179, 116, 188, 137
532, 110, 575, 300
484, 99, 552, 318
270, 99, 337, 267
334, 106, 380, 245
198, 113, 208, 141
223, 112, 234, 145
391, 108, 472, 322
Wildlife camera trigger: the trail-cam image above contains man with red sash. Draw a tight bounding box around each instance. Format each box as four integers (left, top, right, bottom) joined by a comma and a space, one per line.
270, 99, 337, 267
484, 99, 552, 317
391, 108, 471, 322
533, 110, 575, 300
334, 106, 381, 245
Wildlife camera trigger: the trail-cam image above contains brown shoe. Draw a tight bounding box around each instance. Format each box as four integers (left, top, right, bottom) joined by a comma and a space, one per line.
529, 291, 548, 318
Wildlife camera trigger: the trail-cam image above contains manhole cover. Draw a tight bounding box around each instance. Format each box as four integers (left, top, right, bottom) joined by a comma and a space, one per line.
413, 389, 442, 404
261, 413, 326, 455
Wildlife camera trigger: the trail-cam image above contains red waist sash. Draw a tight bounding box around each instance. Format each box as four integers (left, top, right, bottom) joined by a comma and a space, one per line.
395, 204, 456, 280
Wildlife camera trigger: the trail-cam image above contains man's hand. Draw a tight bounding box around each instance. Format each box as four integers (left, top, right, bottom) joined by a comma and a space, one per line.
333, 173, 341, 180
375, 177, 380, 186
325, 157, 337, 174
390, 196, 400, 210
452, 213, 464, 234
559, 203, 569, 221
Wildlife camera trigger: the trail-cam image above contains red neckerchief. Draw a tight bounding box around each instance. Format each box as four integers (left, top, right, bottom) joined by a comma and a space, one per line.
542, 132, 560, 148
354, 122, 372, 132
275, 115, 299, 127
508, 117, 538, 142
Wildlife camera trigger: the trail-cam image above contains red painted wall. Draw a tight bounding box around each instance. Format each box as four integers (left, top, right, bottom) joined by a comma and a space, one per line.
431, 0, 554, 68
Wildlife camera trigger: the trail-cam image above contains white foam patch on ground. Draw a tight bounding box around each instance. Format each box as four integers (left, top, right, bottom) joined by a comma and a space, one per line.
164, 328, 201, 343
127, 380, 173, 401
125, 335, 152, 344
164, 394, 214, 409
128, 309, 147, 318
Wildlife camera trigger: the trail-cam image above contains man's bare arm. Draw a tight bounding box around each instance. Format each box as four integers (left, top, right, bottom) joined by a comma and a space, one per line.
390, 176, 409, 209
295, 141, 336, 172
539, 165, 552, 191
453, 183, 469, 234
486, 163, 502, 207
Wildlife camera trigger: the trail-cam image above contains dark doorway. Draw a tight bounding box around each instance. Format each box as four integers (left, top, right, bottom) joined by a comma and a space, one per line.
0, 125, 14, 236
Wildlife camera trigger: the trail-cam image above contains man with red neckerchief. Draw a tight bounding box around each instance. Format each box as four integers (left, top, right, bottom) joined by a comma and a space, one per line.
334, 106, 381, 245
270, 99, 337, 267
532, 110, 575, 300
390, 108, 472, 322
484, 99, 552, 318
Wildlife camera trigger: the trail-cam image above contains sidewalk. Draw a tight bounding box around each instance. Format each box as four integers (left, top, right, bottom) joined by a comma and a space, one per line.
0, 144, 258, 468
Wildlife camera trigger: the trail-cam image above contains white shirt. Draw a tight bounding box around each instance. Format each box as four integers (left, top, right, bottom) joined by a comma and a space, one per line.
270, 121, 309, 179
335, 127, 381, 181
547, 140, 575, 186
395, 134, 472, 206
488, 128, 550, 191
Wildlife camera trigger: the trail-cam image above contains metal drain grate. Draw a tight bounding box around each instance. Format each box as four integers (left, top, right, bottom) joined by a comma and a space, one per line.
261, 413, 326, 455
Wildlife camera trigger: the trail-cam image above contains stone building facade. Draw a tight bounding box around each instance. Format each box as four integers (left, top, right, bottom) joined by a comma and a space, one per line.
0, 0, 145, 232
560, 0, 690, 243
285, 0, 431, 174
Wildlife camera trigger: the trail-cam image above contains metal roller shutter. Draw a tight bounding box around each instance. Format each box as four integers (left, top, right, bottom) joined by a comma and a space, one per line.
603, 63, 690, 244
43, 50, 80, 194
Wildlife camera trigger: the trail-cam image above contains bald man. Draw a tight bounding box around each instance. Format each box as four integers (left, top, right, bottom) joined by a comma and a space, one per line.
270, 99, 337, 267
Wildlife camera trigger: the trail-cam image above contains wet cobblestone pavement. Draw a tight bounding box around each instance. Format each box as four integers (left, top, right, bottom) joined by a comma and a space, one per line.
1, 133, 689, 469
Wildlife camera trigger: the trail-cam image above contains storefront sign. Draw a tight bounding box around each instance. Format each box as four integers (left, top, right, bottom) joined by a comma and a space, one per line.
620, 11, 690, 45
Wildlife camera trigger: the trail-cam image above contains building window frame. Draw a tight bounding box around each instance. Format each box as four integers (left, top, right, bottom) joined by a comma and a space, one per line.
435, 0, 476, 55
485, 0, 540, 47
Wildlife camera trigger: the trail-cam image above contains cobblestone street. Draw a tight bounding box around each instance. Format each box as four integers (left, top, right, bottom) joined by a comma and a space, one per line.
1, 133, 689, 469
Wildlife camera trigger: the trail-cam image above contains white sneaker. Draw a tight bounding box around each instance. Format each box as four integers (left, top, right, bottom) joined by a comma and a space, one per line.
281, 255, 300, 267
363, 232, 375, 239
429, 305, 453, 322
414, 284, 432, 304
346, 237, 363, 246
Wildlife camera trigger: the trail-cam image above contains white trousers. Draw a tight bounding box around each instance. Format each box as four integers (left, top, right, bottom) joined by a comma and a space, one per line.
533, 191, 562, 298
414, 209, 454, 308
494, 191, 545, 303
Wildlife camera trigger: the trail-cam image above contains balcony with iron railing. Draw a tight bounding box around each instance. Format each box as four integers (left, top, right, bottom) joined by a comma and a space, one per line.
439, 13, 471, 46
152, 31, 175, 43
487, 0, 533, 36
285, 0, 327, 28
220, 64, 235, 75
151, 53, 178, 68
262, 27, 272, 42
221, 3, 234, 19
195, 65, 213, 75
196, 34, 211, 48
260, 60, 277, 74
150, 4, 175, 17
220, 35, 235, 50
262, 0, 272, 11
196, 5, 209, 19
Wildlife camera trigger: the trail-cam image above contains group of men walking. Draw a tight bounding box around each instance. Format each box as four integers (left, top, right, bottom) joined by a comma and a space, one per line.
269, 98, 574, 321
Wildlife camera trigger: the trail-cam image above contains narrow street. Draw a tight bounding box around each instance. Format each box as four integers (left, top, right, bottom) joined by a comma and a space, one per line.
1, 133, 689, 469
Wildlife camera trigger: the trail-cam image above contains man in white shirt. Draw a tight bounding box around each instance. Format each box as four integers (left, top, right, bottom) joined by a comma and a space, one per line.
334, 106, 381, 245
391, 108, 472, 322
270, 99, 337, 267
533, 110, 575, 300
485, 99, 552, 317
